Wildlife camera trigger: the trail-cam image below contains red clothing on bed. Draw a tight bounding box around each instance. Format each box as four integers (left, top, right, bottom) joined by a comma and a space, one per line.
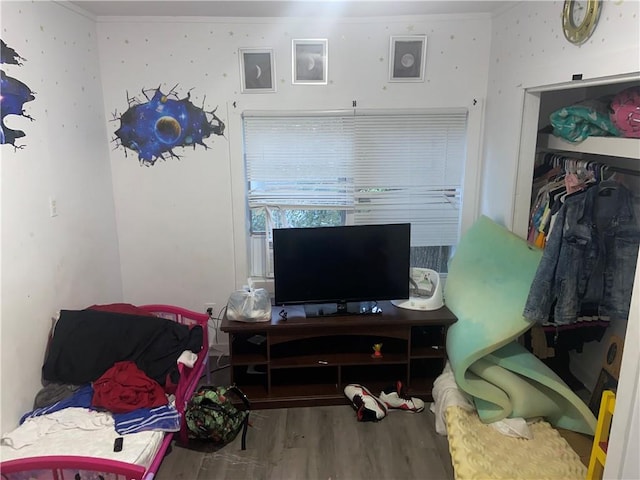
92, 361, 167, 413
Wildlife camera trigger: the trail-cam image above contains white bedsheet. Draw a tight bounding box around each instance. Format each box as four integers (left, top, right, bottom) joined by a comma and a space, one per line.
430, 361, 475, 435
430, 361, 533, 439
1, 408, 165, 469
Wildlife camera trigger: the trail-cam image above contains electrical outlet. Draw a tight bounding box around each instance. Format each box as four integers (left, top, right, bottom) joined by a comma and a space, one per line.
204, 302, 216, 316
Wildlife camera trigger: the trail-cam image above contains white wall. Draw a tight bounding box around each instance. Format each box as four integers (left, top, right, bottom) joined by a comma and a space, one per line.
96, 13, 493, 313
481, 0, 640, 226
0, 1, 122, 432
605, 254, 640, 479
481, 0, 640, 474
482, 0, 640, 393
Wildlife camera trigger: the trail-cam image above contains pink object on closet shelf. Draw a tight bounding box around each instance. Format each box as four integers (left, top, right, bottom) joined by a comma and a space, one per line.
610, 86, 640, 138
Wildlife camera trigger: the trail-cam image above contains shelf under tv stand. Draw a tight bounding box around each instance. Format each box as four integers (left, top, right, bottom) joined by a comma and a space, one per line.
220, 301, 457, 409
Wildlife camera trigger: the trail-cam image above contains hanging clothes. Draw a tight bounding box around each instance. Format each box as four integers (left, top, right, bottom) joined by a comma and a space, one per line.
524, 181, 640, 326
527, 153, 607, 247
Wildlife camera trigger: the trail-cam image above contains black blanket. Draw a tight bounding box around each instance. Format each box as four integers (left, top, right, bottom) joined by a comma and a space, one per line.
42, 309, 203, 386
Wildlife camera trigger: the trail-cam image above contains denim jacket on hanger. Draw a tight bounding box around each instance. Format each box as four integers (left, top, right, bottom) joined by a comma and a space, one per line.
524, 182, 640, 326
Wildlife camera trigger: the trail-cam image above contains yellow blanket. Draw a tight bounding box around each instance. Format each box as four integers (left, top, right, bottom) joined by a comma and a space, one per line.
446, 405, 587, 480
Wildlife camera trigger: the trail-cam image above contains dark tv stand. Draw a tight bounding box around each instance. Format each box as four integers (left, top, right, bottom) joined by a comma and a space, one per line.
303, 301, 382, 317
221, 301, 457, 409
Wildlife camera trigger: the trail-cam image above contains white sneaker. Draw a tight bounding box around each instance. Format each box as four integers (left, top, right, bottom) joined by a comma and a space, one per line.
379, 381, 425, 413
344, 384, 388, 421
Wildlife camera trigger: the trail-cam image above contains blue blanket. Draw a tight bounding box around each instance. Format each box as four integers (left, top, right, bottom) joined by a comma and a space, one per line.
550, 97, 619, 143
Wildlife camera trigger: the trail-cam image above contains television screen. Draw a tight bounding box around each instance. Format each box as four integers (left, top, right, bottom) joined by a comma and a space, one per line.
273, 223, 411, 315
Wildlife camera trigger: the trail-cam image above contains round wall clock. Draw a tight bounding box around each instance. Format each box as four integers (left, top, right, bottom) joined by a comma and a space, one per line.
562, 0, 602, 45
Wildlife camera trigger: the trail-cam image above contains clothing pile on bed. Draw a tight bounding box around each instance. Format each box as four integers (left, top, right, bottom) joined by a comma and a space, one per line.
549, 86, 640, 142
1, 304, 203, 451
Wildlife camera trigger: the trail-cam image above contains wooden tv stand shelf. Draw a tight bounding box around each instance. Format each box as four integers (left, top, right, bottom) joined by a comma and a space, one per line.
220, 301, 457, 409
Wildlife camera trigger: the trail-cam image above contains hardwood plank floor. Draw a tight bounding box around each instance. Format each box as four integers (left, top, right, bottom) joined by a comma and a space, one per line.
156, 405, 454, 480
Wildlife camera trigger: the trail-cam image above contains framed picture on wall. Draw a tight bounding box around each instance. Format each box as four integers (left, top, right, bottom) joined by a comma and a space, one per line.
239, 48, 276, 93
389, 35, 427, 82
292, 39, 328, 85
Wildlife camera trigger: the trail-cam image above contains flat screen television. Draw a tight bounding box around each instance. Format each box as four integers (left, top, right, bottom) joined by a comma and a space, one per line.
273, 223, 411, 316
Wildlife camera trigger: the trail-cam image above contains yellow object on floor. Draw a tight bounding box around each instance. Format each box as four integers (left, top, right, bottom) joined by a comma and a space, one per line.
445, 406, 587, 480
586, 390, 616, 480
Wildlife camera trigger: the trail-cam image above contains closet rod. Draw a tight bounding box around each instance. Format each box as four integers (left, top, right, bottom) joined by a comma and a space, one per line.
608, 166, 640, 177
542, 152, 640, 177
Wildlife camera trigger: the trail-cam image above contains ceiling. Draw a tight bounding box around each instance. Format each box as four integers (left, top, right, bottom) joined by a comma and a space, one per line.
67, 0, 512, 18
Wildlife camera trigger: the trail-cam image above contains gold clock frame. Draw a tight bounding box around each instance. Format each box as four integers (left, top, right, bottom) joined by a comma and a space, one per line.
562, 0, 602, 45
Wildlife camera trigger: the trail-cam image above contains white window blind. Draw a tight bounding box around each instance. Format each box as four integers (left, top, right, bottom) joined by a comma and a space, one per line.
352, 113, 466, 246
243, 109, 467, 248
244, 115, 354, 209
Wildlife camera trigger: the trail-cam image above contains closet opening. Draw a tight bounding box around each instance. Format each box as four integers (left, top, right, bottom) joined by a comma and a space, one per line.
513, 72, 640, 478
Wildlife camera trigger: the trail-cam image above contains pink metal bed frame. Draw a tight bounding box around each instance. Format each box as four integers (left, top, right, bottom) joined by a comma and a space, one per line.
0, 304, 209, 480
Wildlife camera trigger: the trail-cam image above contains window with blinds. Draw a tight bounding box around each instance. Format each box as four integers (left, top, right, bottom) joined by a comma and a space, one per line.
243, 109, 468, 277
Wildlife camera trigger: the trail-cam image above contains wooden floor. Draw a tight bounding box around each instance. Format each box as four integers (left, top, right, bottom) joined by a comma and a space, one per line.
155, 359, 592, 479
156, 357, 453, 479
156, 404, 454, 480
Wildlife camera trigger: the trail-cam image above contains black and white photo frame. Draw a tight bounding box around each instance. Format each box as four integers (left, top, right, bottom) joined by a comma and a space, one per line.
389, 35, 427, 82
292, 39, 328, 85
239, 48, 276, 93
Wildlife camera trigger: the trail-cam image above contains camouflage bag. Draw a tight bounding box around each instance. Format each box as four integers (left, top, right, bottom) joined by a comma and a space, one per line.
184, 385, 250, 450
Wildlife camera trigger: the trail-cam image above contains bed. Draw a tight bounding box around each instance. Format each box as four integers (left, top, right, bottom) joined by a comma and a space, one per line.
0, 304, 209, 480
